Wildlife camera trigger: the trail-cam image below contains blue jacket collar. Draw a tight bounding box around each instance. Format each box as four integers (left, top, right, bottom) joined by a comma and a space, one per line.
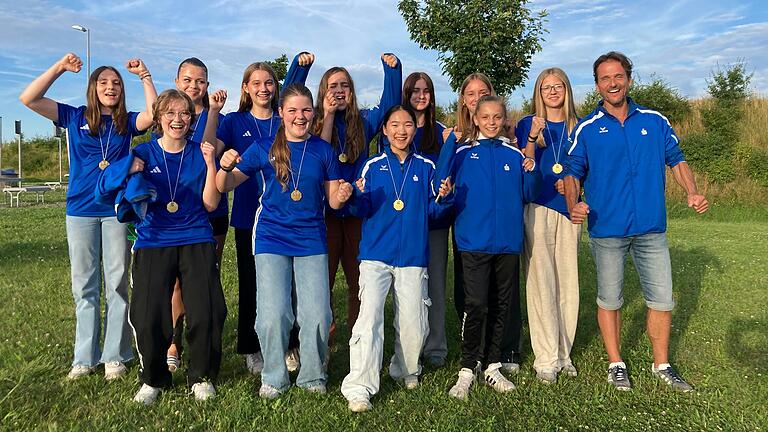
597, 96, 640, 121
384, 145, 413, 163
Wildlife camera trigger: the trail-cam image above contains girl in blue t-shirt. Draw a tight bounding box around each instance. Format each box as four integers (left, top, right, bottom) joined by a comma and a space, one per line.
127, 89, 226, 405
19, 53, 156, 381
313, 54, 402, 349
165, 57, 228, 373
515, 67, 581, 384
216, 84, 353, 399
202, 54, 313, 375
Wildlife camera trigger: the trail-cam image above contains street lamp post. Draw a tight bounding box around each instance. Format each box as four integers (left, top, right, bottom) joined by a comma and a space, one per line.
71, 24, 90, 78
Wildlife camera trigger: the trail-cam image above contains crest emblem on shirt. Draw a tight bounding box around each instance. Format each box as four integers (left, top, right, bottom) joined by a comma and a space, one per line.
599, 126, 608, 134
412, 175, 419, 182
504, 164, 510, 171
379, 164, 389, 171
641, 128, 648, 135
243, 131, 252, 137
470, 153, 479, 160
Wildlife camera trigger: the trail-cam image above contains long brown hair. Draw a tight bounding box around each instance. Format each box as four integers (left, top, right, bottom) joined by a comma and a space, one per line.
455, 73, 495, 135
313, 67, 365, 163
403, 72, 439, 154
270, 84, 314, 191
85, 66, 128, 136
177, 57, 210, 110
465, 95, 507, 142
530, 68, 579, 148
237, 62, 279, 113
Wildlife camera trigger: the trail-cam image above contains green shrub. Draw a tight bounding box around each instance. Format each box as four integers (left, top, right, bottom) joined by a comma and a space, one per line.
680, 132, 734, 183
737, 143, 768, 187
707, 62, 752, 103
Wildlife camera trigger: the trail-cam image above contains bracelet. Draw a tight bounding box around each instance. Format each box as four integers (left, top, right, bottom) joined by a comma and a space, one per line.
139, 73, 151, 80
527, 134, 538, 142
221, 165, 234, 173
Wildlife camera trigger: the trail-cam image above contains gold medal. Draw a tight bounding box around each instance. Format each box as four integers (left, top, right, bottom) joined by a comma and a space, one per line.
552, 163, 563, 174
99, 160, 110, 170
166, 201, 179, 213
393, 199, 405, 211
290, 190, 302, 202
339, 153, 348, 163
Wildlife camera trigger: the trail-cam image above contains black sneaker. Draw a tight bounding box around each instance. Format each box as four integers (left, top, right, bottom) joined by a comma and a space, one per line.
607, 364, 631, 391
652, 364, 694, 392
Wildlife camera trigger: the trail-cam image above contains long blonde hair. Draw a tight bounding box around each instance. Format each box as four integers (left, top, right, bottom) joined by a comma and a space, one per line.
238, 62, 279, 113
455, 73, 495, 135
530, 68, 578, 147
269, 84, 314, 191
314, 67, 365, 163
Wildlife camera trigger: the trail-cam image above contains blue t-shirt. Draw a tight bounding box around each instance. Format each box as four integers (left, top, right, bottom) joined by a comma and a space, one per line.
131, 138, 215, 249
218, 112, 281, 229
56, 103, 143, 216
516, 116, 570, 218
236, 135, 341, 256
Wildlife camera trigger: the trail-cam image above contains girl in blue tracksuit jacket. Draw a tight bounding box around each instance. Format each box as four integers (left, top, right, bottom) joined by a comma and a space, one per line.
313, 54, 403, 347
443, 95, 541, 400
341, 105, 451, 413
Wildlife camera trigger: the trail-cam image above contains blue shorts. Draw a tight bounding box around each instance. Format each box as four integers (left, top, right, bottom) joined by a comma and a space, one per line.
589, 232, 675, 311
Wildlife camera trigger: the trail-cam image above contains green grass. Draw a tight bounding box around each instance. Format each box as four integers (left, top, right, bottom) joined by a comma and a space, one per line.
0, 197, 766, 431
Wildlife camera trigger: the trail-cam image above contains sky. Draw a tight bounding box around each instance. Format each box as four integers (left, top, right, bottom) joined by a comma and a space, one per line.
0, 0, 766, 141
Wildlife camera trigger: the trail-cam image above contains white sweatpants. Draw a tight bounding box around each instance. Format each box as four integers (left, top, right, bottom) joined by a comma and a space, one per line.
341, 260, 430, 401
523, 203, 581, 373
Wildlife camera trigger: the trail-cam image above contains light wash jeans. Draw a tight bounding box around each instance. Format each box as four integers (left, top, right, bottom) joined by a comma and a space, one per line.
65, 215, 132, 367
589, 232, 675, 311
341, 260, 430, 402
254, 253, 331, 391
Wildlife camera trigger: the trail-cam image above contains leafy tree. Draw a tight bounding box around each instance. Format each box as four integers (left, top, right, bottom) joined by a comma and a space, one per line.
707, 61, 752, 103
398, 0, 547, 96
268, 54, 289, 82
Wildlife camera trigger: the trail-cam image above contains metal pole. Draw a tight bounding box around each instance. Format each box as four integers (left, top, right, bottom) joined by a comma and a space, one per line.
86, 29, 91, 78
0, 116, 3, 174
17, 134, 21, 187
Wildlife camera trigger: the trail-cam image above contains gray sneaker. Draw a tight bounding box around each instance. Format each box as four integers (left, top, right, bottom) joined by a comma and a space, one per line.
607, 364, 631, 391
652, 364, 694, 392
536, 370, 557, 384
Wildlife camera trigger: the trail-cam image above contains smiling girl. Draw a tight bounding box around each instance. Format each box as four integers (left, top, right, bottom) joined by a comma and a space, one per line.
126, 89, 226, 405
216, 84, 353, 399
19, 53, 156, 381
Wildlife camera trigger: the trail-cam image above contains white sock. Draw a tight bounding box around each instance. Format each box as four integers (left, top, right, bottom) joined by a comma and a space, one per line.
654, 362, 671, 371
609, 361, 626, 369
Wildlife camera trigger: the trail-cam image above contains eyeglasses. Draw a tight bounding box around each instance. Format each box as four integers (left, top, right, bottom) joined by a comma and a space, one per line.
540, 84, 565, 93
163, 111, 192, 120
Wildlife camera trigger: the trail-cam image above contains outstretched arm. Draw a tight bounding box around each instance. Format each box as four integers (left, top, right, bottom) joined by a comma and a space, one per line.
125, 58, 157, 131
19, 53, 83, 122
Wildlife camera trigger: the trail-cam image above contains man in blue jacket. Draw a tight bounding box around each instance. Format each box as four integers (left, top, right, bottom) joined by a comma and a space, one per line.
564, 51, 708, 392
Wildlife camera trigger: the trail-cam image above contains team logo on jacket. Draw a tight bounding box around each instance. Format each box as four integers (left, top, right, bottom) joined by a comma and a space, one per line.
412, 175, 419, 182
379, 164, 389, 171
242, 130, 252, 137
470, 152, 479, 160
641, 128, 648, 135
150, 166, 162, 174
504, 164, 510, 171
599, 126, 608, 134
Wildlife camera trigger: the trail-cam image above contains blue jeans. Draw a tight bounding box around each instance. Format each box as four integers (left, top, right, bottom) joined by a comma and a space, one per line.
254, 253, 331, 391
65, 215, 133, 367
589, 232, 675, 312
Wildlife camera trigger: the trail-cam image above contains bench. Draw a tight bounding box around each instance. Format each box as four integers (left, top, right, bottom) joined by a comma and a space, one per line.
3, 186, 53, 207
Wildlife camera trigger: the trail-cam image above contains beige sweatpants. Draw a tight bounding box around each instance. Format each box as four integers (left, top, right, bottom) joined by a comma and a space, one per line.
523, 203, 581, 373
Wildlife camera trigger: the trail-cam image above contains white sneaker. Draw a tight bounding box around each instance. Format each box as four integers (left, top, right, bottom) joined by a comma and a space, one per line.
67, 365, 95, 380
104, 361, 127, 380
191, 381, 216, 401
402, 374, 419, 390
259, 384, 282, 399
561, 364, 578, 377
133, 384, 161, 405
245, 352, 264, 375
448, 368, 475, 400
484, 363, 516, 393
348, 397, 372, 413
285, 348, 300, 372
305, 382, 327, 394
500, 362, 520, 374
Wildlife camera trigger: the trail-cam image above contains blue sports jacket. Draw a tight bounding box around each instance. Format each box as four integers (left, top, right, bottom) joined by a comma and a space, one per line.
351, 147, 451, 267
447, 135, 541, 255
565, 97, 685, 238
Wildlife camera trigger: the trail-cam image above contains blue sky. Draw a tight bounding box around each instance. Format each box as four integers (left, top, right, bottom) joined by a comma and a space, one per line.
1, 0, 766, 140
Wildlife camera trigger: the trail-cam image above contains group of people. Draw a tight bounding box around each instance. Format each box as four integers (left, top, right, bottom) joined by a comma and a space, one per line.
19, 48, 708, 412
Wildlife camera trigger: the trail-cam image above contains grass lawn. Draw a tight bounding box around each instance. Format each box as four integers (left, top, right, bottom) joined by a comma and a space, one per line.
1, 192, 766, 431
